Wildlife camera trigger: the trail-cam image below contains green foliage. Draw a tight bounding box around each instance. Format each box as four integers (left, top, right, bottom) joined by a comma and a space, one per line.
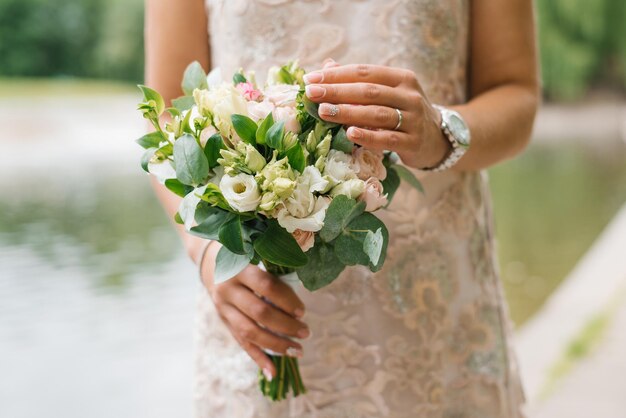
181, 61, 207, 96
231, 114, 258, 145
253, 220, 308, 268
173, 134, 209, 186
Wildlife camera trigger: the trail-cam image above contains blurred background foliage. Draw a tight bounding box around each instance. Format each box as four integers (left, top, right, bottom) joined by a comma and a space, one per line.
0, 0, 625, 101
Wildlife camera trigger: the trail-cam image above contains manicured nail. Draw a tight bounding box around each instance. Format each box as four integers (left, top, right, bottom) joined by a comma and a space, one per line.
318, 103, 339, 117
303, 71, 323, 84
305, 85, 325, 99
297, 328, 311, 339
348, 127, 362, 139
262, 368, 273, 382
286, 347, 303, 358
294, 308, 305, 318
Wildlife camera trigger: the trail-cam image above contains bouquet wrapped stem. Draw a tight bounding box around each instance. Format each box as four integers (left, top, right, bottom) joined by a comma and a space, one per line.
259, 260, 306, 401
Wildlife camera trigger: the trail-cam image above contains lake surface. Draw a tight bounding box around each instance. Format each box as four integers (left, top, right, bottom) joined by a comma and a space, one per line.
1, 89, 625, 417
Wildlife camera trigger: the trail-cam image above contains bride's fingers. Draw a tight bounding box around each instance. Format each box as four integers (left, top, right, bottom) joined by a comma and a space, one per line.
304, 64, 414, 88
305, 82, 409, 108
233, 335, 275, 379
346, 126, 415, 153
228, 286, 310, 339
322, 58, 340, 69
221, 303, 303, 357
318, 103, 406, 131
239, 269, 305, 319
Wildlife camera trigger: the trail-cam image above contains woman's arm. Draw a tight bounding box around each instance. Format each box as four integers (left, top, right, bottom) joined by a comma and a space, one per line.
144, 0, 210, 263
303, 0, 540, 171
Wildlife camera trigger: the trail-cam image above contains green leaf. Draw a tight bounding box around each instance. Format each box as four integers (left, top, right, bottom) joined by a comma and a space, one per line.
266, 121, 285, 150
253, 220, 308, 268
394, 164, 424, 194
204, 133, 226, 168
164, 178, 193, 198
381, 166, 401, 203
296, 241, 346, 291
256, 112, 274, 145
155, 143, 173, 159
181, 61, 208, 96
173, 134, 209, 186
233, 72, 247, 85
182, 108, 194, 134
345, 213, 389, 271
214, 245, 253, 284
284, 143, 305, 173
138, 85, 165, 116
166, 107, 181, 118
332, 127, 354, 153
136, 131, 165, 149
172, 95, 195, 112
141, 148, 157, 172
231, 114, 258, 145
334, 233, 371, 266
219, 215, 247, 255
319, 195, 366, 242
190, 208, 229, 240
302, 95, 321, 121
364, 228, 384, 266
174, 212, 184, 225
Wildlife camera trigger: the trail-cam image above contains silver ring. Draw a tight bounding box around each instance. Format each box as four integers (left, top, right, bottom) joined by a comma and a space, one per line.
393, 108, 403, 131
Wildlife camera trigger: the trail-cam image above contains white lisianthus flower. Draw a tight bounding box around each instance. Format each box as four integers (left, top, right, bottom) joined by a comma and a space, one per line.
194, 84, 249, 139
330, 178, 366, 199
323, 149, 359, 186
300, 166, 329, 193
247, 99, 274, 121
219, 173, 261, 212
277, 195, 330, 233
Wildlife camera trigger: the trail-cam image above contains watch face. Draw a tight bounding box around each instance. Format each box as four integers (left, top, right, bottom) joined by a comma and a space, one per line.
447, 113, 471, 147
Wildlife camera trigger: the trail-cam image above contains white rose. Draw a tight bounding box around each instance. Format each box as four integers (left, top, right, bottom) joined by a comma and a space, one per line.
323, 149, 358, 185
330, 178, 366, 199
273, 106, 301, 133
353, 147, 387, 180
264, 84, 299, 107
277, 195, 330, 233
219, 173, 261, 212
358, 177, 388, 211
247, 99, 274, 121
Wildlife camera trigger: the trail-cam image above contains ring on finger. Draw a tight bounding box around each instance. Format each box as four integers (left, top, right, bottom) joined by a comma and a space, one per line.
393, 108, 403, 131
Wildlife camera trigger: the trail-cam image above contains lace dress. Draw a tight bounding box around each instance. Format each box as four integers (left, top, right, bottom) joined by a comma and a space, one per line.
195, 1, 527, 417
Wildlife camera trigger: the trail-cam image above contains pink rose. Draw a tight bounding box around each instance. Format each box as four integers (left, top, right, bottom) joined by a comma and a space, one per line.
358, 178, 388, 212
247, 100, 274, 121
352, 147, 387, 180
273, 106, 302, 133
292, 229, 315, 252
236, 82, 262, 101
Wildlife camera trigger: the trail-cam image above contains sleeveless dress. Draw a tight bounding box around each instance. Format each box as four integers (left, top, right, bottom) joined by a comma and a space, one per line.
195, 1, 527, 417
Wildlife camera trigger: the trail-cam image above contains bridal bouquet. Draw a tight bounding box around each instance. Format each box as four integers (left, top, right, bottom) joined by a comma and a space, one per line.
136, 61, 422, 401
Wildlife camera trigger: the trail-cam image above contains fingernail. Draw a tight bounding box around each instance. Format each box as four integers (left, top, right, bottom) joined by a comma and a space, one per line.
297, 328, 311, 339
294, 308, 305, 318
262, 368, 273, 382
305, 85, 325, 99
318, 103, 339, 117
286, 347, 303, 358
303, 71, 323, 84
348, 127, 362, 139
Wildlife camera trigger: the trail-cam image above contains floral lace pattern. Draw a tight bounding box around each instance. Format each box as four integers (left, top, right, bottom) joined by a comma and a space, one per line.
196, 1, 527, 416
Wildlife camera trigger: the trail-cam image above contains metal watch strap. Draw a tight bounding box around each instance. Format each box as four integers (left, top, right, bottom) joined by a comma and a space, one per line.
422, 105, 468, 172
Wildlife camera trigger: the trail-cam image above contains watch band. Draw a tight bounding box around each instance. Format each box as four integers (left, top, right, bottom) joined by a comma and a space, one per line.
422, 105, 469, 172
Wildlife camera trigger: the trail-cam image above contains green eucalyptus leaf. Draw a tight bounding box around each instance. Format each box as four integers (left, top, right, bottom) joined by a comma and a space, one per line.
136, 131, 165, 149
296, 241, 345, 291
334, 233, 370, 266
141, 148, 157, 172
172, 95, 195, 112
319, 195, 366, 242
231, 114, 258, 145
363, 228, 384, 266
332, 127, 354, 153
253, 220, 308, 268
173, 134, 209, 186
302, 95, 321, 121
256, 112, 274, 145
155, 143, 173, 160
190, 208, 230, 240
266, 121, 285, 150
219, 215, 247, 255
204, 133, 226, 168
394, 164, 424, 194
138, 85, 165, 116
174, 212, 184, 225
345, 213, 389, 271
164, 178, 193, 198
381, 166, 401, 203
284, 143, 306, 173
182, 61, 208, 96
214, 245, 254, 284
166, 107, 181, 118
182, 108, 194, 134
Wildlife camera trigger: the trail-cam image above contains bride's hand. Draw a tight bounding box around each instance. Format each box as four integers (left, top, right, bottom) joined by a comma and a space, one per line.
303, 63, 451, 170
200, 243, 309, 379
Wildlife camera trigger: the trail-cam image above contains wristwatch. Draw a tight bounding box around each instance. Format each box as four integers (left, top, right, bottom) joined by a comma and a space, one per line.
423, 105, 471, 172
